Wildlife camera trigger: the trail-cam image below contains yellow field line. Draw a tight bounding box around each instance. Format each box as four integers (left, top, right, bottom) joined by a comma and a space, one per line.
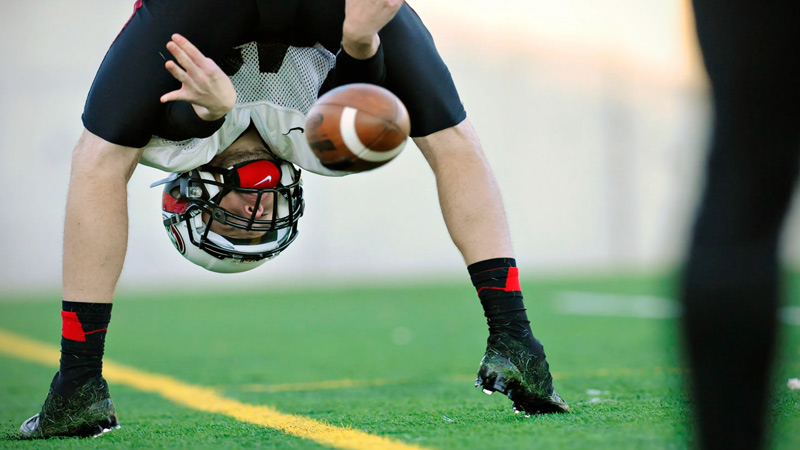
241, 377, 403, 393
236, 368, 683, 395
0, 328, 429, 450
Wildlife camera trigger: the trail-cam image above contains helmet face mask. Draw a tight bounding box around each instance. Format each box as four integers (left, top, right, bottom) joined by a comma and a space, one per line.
156, 159, 304, 273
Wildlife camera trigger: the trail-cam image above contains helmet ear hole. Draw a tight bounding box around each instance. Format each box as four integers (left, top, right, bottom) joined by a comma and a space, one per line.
212, 208, 227, 223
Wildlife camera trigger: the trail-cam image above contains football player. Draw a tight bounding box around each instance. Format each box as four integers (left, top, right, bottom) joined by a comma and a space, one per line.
20, 0, 567, 438
682, 0, 800, 448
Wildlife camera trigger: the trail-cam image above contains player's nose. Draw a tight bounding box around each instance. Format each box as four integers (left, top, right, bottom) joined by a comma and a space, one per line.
242, 200, 264, 217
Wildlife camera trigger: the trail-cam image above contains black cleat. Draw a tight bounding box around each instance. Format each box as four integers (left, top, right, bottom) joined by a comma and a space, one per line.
475, 334, 569, 415
19, 376, 120, 439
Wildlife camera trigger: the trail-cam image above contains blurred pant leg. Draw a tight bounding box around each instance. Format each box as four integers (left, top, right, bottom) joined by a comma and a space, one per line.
683, 0, 800, 449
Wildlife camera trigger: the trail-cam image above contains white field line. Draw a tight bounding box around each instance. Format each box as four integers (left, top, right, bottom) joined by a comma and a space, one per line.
553, 291, 800, 326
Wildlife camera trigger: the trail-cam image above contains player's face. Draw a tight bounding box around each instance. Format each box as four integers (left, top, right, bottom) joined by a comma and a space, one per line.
208, 191, 275, 239
204, 124, 280, 240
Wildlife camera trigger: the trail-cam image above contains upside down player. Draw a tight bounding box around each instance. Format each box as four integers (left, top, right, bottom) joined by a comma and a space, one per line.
20, 0, 568, 438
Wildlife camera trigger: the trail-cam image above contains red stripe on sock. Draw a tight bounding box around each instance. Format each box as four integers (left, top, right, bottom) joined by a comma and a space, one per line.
506, 267, 521, 291
84, 328, 108, 336
61, 311, 87, 342
476, 267, 522, 294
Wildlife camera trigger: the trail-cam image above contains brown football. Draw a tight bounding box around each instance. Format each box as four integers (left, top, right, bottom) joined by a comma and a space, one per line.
305, 83, 410, 172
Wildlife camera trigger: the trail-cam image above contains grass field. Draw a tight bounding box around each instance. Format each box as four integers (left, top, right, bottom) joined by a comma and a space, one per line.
0, 273, 798, 449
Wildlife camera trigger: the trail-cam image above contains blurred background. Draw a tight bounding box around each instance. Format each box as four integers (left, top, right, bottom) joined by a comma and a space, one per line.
2, 0, 799, 293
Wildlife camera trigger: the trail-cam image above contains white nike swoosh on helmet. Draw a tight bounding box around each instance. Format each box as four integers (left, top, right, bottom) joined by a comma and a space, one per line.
254, 175, 273, 186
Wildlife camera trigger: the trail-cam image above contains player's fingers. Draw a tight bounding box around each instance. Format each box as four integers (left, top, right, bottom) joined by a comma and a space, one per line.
164, 60, 188, 83
166, 39, 199, 74
160, 89, 185, 103
171, 33, 208, 68
160, 89, 200, 105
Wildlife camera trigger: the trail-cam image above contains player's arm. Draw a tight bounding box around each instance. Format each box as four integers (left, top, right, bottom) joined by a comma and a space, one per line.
331, 44, 386, 87
329, 0, 402, 87
155, 34, 236, 141
341, 0, 402, 59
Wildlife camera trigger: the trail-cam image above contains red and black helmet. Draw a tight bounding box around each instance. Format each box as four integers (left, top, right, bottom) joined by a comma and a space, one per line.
153, 159, 304, 273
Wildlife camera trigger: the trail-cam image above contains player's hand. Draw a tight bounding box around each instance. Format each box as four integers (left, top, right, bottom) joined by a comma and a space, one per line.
342, 0, 403, 59
160, 33, 236, 121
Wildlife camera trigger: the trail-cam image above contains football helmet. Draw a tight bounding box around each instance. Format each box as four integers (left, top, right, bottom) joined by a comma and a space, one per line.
153, 159, 304, 273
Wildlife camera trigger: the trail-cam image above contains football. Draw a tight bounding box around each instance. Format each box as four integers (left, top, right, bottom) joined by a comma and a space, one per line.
305, 83, 410, 172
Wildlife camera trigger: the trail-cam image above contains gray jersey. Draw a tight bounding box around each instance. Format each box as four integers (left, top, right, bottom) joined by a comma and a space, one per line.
141, 42, 349, 177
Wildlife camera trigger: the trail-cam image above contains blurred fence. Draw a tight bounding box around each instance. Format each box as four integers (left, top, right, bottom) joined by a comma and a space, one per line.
2, 1, 798, 292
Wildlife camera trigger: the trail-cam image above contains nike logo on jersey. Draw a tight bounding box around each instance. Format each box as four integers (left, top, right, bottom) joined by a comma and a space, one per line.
283, 127, 305, 135
254, 175, 273, 187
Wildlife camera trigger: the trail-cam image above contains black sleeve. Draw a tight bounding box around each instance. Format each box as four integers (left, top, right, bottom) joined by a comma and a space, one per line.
153, 101, 226, 141
330, 43, 387, 87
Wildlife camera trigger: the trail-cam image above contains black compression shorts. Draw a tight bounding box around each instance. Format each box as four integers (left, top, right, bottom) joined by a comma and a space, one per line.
82, 0, 466, 148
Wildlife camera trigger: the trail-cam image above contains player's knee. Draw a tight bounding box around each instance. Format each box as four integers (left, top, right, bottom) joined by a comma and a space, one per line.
415, 119, 484, 163
71, 129, 143, 180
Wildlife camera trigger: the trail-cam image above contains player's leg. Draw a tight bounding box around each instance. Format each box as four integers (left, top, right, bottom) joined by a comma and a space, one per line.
21, 0, 260, 439
415, 121, 568, 414
683, 0, 800, 447
384, 5, 567, 414
19, 132, 141, 439
63, 132, 142, 304
69, 1, 259, 300
293, 0, 567, 415
413, 120, 512, 263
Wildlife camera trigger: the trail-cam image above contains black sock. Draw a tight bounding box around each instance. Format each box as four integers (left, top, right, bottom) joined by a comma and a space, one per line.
468, 258, 544, 357
51, 301, 112, 398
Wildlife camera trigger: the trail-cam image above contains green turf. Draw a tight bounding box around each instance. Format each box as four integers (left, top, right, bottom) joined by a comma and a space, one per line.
0, 273, 798, 449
